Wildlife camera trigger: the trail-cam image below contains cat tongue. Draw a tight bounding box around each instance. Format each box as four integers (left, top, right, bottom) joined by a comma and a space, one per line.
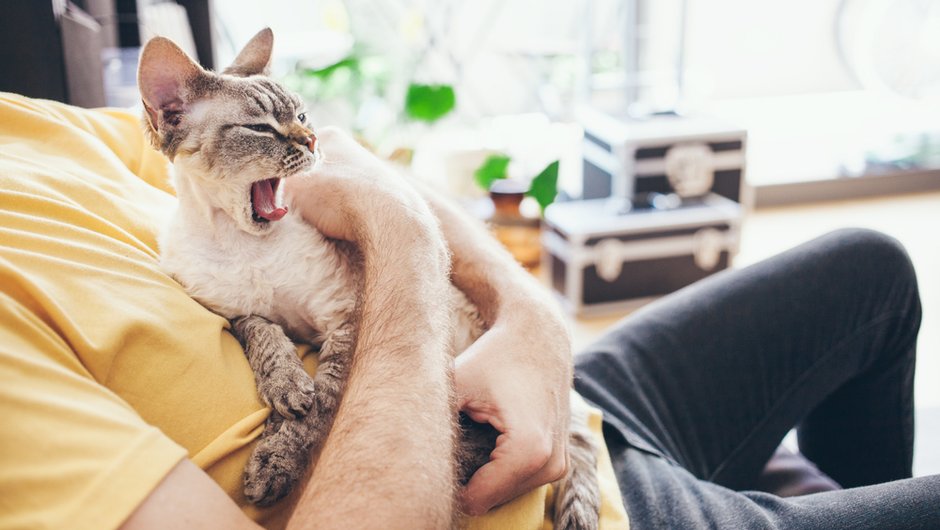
251, 178, 288, 221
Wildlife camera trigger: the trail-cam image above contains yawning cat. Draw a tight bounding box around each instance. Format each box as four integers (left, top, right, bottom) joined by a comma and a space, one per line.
138, 28, 600, 529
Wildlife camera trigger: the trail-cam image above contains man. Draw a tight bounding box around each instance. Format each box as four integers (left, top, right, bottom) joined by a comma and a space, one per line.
1, 98, 936, 529
126, 129, 940, 529
120, 127, 578, 528
3, 93, 593, 530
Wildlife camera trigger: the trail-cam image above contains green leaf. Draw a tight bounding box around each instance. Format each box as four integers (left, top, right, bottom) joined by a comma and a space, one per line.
301, 56, 361, 80
293, 55, 364, 101
474, 154, 511, 191
404, 83, 456, 122
526, 160, 559, 213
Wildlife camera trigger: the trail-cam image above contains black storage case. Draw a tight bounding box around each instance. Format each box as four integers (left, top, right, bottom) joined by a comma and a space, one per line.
578, 106, 748, 205
542, 194, 743, 315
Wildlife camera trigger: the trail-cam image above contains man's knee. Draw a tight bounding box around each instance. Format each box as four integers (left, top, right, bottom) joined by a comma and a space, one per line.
821, 228, 918, 295
826, 228, 922, 342
833, 228, 914, 276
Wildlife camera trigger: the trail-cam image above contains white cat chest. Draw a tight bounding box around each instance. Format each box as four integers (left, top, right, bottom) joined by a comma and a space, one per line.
542, 194, 742, 316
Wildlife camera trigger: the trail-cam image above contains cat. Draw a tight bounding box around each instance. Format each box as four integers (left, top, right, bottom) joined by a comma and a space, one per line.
138, 28, 600, 529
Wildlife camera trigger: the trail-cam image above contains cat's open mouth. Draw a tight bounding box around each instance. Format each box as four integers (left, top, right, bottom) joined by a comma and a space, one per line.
250, 177, 288, 223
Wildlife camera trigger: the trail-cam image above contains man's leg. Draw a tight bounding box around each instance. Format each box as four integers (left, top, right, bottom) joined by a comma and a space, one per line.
608, 443, 940, 529
574, 229, 934, 528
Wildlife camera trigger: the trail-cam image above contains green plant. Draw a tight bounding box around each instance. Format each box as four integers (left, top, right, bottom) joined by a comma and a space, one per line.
474, 154, 511, 190
404, 83, 456, 122
474, 154, 559, 214
283, 50, 387, 105
303, 56, 361, 81
527, 160, 560, 212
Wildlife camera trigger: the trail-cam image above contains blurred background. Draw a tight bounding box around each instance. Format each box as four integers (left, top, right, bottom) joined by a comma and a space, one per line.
1, 0, 938, 475
4, 0, 940, 198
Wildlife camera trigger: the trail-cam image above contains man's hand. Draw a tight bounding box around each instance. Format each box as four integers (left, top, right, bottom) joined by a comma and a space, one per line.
455, 303, 572, 515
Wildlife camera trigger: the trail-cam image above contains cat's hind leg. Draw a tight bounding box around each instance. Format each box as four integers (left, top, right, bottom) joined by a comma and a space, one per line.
302, 321, 354, 429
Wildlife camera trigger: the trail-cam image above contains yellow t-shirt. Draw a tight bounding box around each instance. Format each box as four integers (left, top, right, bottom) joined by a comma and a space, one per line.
0, 93, 629, 530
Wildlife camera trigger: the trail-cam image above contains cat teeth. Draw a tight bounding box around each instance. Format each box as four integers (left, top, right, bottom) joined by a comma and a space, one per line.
250, 177, 288, 222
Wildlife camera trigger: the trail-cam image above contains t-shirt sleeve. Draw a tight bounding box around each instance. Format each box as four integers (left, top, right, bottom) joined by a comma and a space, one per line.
0, 293, 188, 530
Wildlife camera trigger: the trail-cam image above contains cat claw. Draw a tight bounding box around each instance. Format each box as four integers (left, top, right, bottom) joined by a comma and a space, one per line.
261, 366, 317, 420
244, 434, 304, 506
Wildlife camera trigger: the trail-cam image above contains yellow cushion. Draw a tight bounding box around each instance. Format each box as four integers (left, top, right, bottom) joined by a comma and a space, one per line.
0, 93, 628, 529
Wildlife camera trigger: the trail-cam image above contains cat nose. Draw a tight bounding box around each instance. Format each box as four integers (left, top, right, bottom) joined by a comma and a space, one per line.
293, 129, 316, 152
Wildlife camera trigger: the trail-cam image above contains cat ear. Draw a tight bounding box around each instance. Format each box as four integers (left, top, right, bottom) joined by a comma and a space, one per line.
223, 27, 274, 77
137, 36, 208, 134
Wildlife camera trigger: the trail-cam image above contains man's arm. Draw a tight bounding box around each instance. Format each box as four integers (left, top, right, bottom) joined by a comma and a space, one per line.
283, 134, 572, 518
121, 460, 262, 530
414, 182, 574, 515
289, 198, 456, 527
284, 128, 457, 528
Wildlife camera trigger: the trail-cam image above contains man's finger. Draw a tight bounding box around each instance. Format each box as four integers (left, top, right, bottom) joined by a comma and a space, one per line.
459, 436, 553, 515
461, 460, 528, 515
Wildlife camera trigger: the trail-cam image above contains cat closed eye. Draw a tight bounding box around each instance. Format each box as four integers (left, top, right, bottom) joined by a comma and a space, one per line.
243, 123, 277, 133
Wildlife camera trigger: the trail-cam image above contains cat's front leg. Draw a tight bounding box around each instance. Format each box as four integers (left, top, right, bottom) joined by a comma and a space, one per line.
231, 315, 315, 419
242, 320, 356, 506
243, 414, 310, 506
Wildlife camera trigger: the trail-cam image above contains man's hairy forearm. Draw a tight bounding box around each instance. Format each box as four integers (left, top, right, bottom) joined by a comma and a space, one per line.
417, 183, 569, 345
288, 216, 457, 529
417, 184, 574, 513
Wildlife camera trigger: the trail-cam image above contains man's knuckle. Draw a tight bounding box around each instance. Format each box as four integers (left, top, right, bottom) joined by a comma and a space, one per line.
518, 457, 542, 478
525, 437, 554, 471
544, 453, 568, 482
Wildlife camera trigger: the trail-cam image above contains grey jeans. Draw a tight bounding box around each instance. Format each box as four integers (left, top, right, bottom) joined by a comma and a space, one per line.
574, 229, 939, 529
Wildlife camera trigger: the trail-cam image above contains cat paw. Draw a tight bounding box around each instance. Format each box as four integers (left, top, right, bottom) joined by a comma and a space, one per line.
260, 367, 316, 420
244, 434, 305, 507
